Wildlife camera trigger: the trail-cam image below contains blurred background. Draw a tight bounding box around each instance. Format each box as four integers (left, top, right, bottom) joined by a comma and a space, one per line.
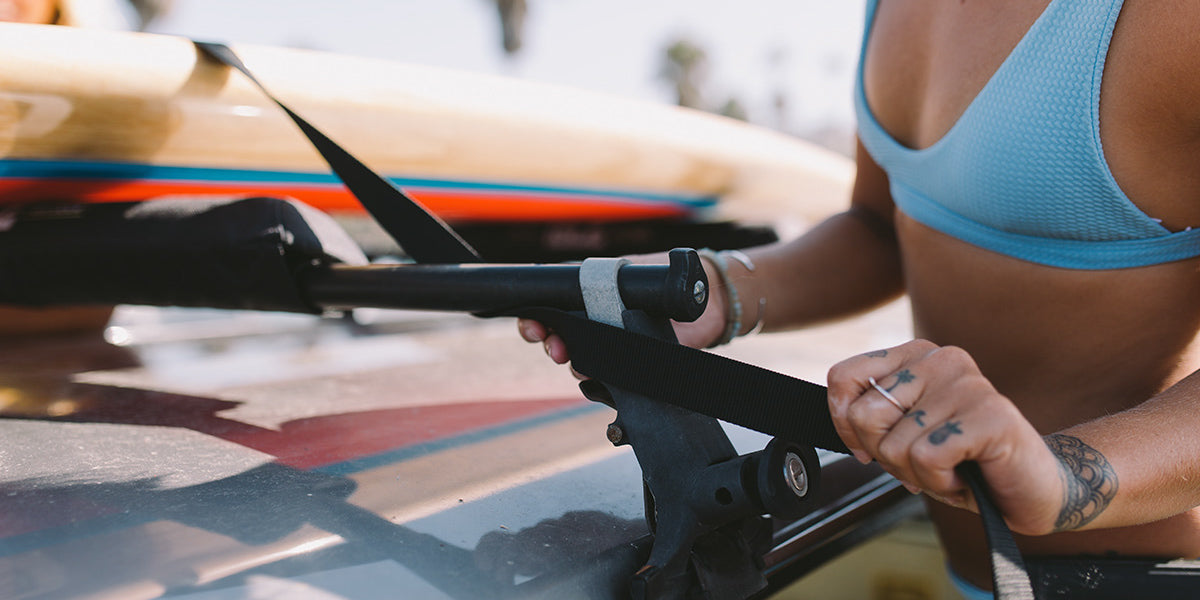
105, 0, 866, 157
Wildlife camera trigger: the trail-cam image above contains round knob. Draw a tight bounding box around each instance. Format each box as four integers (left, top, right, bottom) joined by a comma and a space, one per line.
756, 439, 820, 520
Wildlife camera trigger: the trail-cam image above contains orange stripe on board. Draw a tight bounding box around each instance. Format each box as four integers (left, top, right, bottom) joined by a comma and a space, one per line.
0, 179, 693, 223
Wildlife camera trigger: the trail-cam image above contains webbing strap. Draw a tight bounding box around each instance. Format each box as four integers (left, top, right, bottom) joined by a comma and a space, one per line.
535, 307, 1032, 597
962, 463, 1036, 599
519, 307, 1034, 599
516, 307, 847, 453
194, 42, 481, 265
196, 41, 1034, 600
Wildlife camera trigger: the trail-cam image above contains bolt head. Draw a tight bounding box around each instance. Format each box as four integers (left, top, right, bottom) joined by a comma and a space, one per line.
783, 453, 809, 497
693, 280, 707, 305
606, 423, 625, 445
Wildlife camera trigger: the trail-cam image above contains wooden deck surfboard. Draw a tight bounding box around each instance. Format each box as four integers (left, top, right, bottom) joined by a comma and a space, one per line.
0, 22, 852, 229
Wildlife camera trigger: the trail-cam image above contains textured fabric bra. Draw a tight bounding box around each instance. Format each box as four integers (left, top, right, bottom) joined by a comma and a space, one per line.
854, 0, 1200, 269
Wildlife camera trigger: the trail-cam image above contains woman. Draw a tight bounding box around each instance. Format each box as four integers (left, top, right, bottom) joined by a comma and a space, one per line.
522, 0, 1200, 596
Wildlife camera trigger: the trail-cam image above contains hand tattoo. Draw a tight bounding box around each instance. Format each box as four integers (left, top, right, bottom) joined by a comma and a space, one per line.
928, 421, 962, 445
1046, 434, 1117, 531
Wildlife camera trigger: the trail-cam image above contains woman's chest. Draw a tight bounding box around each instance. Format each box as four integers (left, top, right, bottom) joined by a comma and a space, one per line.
862, 0, 1200, 232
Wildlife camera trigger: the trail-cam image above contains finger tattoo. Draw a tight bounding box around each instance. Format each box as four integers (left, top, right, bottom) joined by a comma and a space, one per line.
1046, 434, 1117, 531
904, 409, 927, 427
928, 421, 962, 445
864, 349, 888, 358
886, 369, 916, 392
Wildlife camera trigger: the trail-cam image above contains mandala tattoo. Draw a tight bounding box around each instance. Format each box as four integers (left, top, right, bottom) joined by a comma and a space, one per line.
928, 420, 962, 445
1046, 434, 1118, 531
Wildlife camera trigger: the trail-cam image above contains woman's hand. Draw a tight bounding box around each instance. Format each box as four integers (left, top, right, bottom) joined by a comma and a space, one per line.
827, 340, 1071, 536
516, 253, 731, 363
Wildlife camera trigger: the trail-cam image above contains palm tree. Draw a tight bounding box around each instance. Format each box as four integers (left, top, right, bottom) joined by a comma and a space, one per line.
494, 0, 527, 55
127, 0, 171, 30
660, 38, 709, 109
718, 98, 748, 121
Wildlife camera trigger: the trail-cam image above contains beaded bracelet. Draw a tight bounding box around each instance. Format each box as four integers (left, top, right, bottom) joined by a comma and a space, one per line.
697, 248, 759, 347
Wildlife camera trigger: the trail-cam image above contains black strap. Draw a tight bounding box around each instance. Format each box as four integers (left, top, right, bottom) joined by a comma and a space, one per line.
196, 41, 1034, 599
962, 463, 1036, 599
194, 42, 481, 265
515, 307, 847, 453
524, 307, 1034, 599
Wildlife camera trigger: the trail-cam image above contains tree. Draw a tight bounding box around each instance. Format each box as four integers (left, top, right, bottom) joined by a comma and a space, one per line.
718, 98, 748, 121
127, 0, 171, 30
494, 0, 527, 55
660, 38, 709, 109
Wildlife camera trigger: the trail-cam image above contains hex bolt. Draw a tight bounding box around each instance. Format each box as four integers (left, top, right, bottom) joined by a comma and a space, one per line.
783, 452, 809, 497
606, 423, 626, 445
693, 280, 707, 305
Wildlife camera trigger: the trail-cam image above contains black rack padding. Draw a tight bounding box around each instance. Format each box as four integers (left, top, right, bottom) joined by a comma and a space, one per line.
0, 197, 366, 313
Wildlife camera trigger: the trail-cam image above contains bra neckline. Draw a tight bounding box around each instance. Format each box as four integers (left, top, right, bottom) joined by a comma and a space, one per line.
856, 0, 1060, 155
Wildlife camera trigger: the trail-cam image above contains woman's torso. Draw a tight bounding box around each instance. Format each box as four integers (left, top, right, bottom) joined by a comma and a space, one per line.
858, 0, 1200, 587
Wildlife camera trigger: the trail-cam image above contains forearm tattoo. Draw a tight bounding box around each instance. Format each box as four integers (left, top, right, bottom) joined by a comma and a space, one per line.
1045, 433, 1118, 531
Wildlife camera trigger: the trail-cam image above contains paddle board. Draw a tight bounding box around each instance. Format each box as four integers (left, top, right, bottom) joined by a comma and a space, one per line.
0, 22, 852, 230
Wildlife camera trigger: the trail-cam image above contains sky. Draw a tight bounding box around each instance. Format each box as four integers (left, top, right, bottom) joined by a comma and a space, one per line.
146, 0, 867, 144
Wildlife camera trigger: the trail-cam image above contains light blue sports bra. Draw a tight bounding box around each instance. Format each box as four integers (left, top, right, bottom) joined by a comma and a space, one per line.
855, 0, 1200, 269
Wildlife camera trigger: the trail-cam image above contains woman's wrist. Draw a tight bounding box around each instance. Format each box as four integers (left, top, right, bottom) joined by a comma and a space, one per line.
697, 248, 764, 347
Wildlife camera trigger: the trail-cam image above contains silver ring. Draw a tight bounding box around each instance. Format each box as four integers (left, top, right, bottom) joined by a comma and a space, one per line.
868, 376, 907, 413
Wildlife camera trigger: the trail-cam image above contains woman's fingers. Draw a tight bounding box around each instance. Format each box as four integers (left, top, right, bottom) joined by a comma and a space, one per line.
851, 367, 928, 450
544, 334, 570, 364
516, 318, 570, 364
827, 340, 938, 463
827, 341, 1022, 500
517, 318, 546, 343
871, 381, 960, 485
831, 341, 1065, 534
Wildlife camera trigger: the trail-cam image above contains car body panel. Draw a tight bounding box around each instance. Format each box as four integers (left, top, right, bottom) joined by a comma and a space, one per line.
0, 302, 913, 599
